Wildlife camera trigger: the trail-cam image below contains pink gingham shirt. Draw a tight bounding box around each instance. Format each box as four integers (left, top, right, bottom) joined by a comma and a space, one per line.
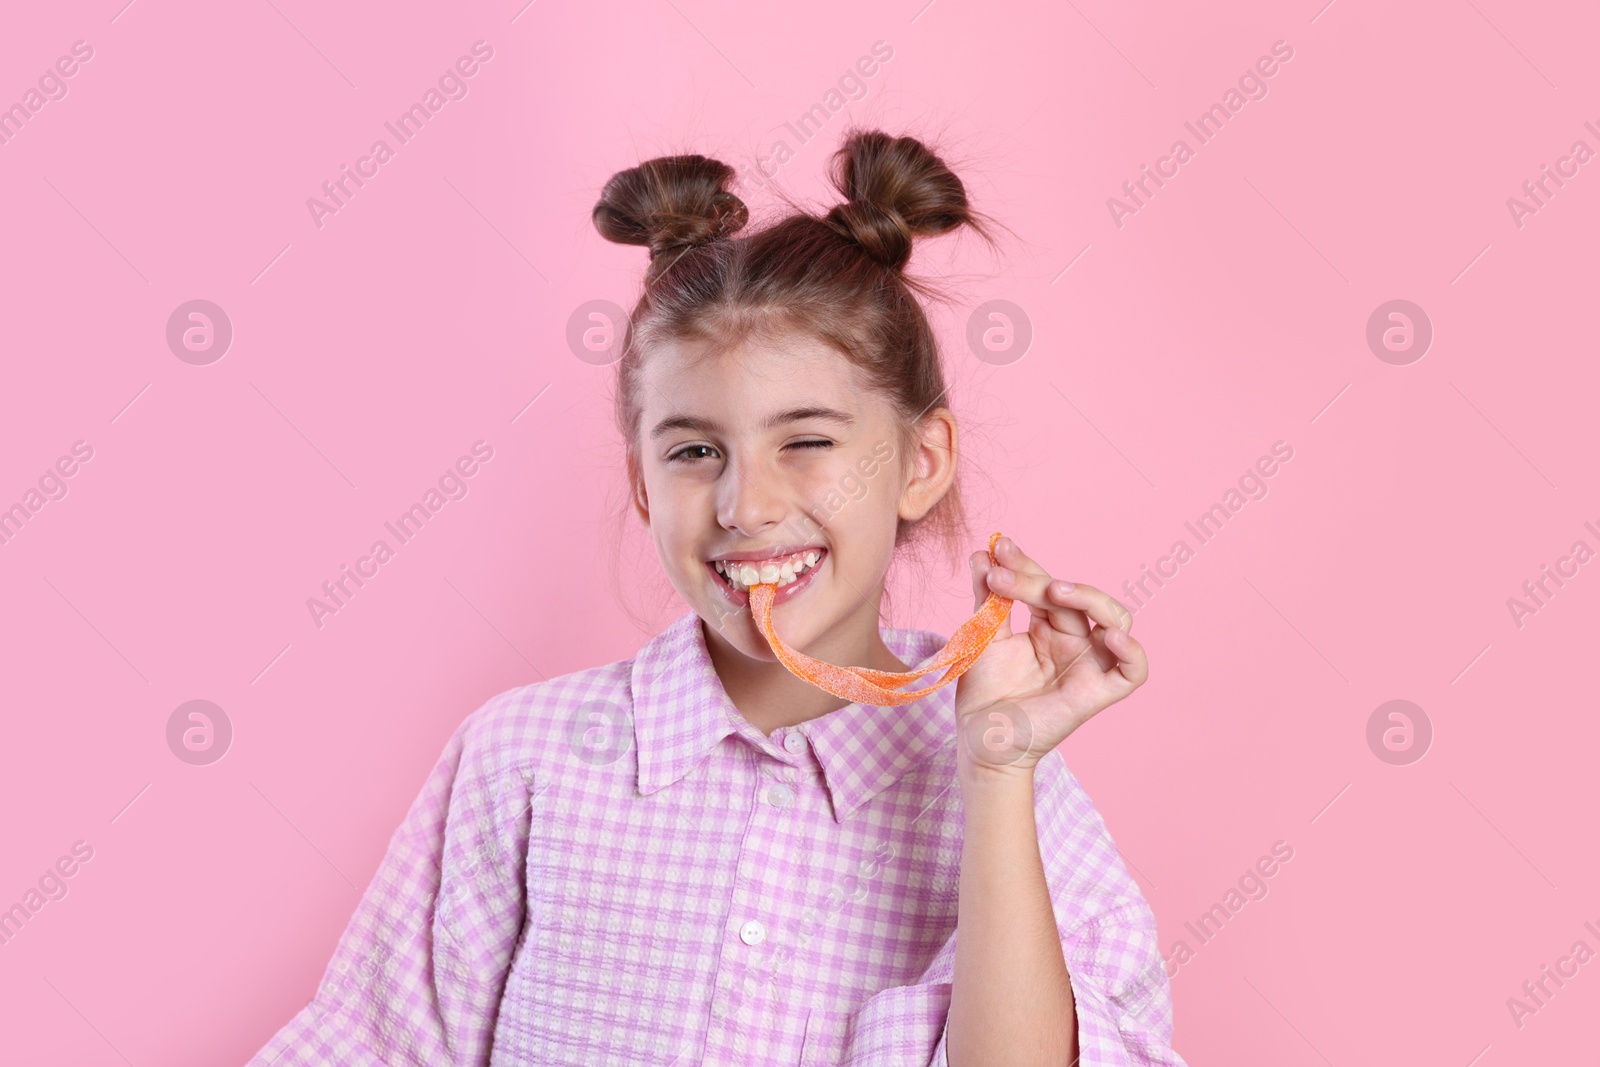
248, 610, 1186, 1066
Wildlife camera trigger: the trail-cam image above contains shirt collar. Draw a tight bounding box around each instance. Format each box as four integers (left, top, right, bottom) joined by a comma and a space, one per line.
631, 610, 953, 824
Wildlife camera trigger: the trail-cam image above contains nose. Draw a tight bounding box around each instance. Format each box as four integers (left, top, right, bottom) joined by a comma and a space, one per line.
716, 453, 787, 538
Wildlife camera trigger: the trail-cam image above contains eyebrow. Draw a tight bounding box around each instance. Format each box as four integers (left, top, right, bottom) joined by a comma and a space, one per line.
649, 406, 856, 440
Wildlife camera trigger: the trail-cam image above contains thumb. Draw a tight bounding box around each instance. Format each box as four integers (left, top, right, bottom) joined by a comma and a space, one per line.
971, 547, 1014, 641
969, 550, 991, 613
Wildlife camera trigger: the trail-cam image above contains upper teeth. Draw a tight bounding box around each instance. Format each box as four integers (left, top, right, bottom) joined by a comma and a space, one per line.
715, 550, 821, 589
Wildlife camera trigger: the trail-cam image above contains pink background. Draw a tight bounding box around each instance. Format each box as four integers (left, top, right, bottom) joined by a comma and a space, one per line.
2, 0, 1596, 1063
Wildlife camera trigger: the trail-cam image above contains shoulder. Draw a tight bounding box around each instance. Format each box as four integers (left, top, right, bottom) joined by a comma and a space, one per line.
448, 655, 637, 781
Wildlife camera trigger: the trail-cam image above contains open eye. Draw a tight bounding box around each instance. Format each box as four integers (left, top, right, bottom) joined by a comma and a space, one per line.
667, 443, 721, 463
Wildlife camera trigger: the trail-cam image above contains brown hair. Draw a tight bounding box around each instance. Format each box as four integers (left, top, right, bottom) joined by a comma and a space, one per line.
592, 128, 993, 565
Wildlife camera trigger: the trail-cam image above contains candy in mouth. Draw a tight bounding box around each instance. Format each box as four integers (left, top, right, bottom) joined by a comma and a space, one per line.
748, 532, 1014, 706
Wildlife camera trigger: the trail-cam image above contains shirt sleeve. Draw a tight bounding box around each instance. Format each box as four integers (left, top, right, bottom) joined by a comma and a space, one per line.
245, 702, 534, 1067
824, 748, 1186, 1067
927, 748, 1187, 1067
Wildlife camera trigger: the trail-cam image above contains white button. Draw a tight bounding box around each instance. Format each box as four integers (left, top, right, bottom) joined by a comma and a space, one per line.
739, 919, 766, 946
766, 783, 794, 808
784, 731, 807, 754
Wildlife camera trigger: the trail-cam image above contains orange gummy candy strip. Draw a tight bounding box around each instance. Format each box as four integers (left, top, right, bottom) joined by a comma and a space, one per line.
748, 532, 1015, 707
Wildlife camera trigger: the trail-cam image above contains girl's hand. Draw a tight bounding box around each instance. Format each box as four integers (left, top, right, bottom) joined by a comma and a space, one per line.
952, 536, 1148, 778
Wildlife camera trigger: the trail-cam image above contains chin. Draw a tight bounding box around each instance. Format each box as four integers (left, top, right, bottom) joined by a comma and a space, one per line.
698, 608, 781, 662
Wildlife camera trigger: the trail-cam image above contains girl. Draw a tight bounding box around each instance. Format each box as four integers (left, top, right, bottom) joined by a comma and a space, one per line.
248, 130, 1186, 1066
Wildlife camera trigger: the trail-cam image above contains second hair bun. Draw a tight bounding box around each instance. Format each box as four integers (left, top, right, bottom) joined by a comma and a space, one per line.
823, 130, 975, 271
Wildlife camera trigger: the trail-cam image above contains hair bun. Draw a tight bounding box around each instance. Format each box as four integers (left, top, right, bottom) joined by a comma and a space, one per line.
823, 130, 974, 271
592, 154, 749, 274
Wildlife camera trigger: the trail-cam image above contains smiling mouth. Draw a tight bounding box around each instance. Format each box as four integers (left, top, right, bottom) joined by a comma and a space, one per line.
709, 547, 824, 591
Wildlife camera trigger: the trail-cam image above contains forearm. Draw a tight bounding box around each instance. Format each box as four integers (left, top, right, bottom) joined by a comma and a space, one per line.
945, 763, 1078, 1067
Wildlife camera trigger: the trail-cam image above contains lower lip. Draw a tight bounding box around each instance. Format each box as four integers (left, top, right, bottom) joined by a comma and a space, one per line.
708, 551, 827, 609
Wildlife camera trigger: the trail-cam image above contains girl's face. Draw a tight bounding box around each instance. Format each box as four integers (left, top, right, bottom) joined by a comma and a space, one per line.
633, 332, 941, 662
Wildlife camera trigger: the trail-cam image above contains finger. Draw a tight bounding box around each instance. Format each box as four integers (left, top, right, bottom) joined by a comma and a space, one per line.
1045, 580, 1134, 634
1100, 625, 1149, 687
992, 535, 1054, 583
986, 540, 1088, 637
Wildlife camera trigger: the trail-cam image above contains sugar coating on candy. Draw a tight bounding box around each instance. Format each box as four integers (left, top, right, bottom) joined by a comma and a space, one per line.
749, 531, 1014, 706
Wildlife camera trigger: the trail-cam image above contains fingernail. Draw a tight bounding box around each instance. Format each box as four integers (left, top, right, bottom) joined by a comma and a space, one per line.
1055, 580, 1074, 594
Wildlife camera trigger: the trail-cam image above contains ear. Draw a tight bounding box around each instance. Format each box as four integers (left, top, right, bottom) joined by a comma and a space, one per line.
626, 455, 651, 524
896, 408, 958, 523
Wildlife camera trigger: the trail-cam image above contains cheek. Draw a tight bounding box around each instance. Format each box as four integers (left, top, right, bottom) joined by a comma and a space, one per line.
639, 468, 709, 545
806, 455, 901, 550
793, 463, 855, 531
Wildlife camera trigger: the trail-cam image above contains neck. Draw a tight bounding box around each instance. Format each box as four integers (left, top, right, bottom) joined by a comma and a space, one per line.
703, 603, 910, 735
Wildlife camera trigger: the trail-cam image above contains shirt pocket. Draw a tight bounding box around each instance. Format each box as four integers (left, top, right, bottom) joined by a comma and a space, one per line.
798, 983, 952, 1066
